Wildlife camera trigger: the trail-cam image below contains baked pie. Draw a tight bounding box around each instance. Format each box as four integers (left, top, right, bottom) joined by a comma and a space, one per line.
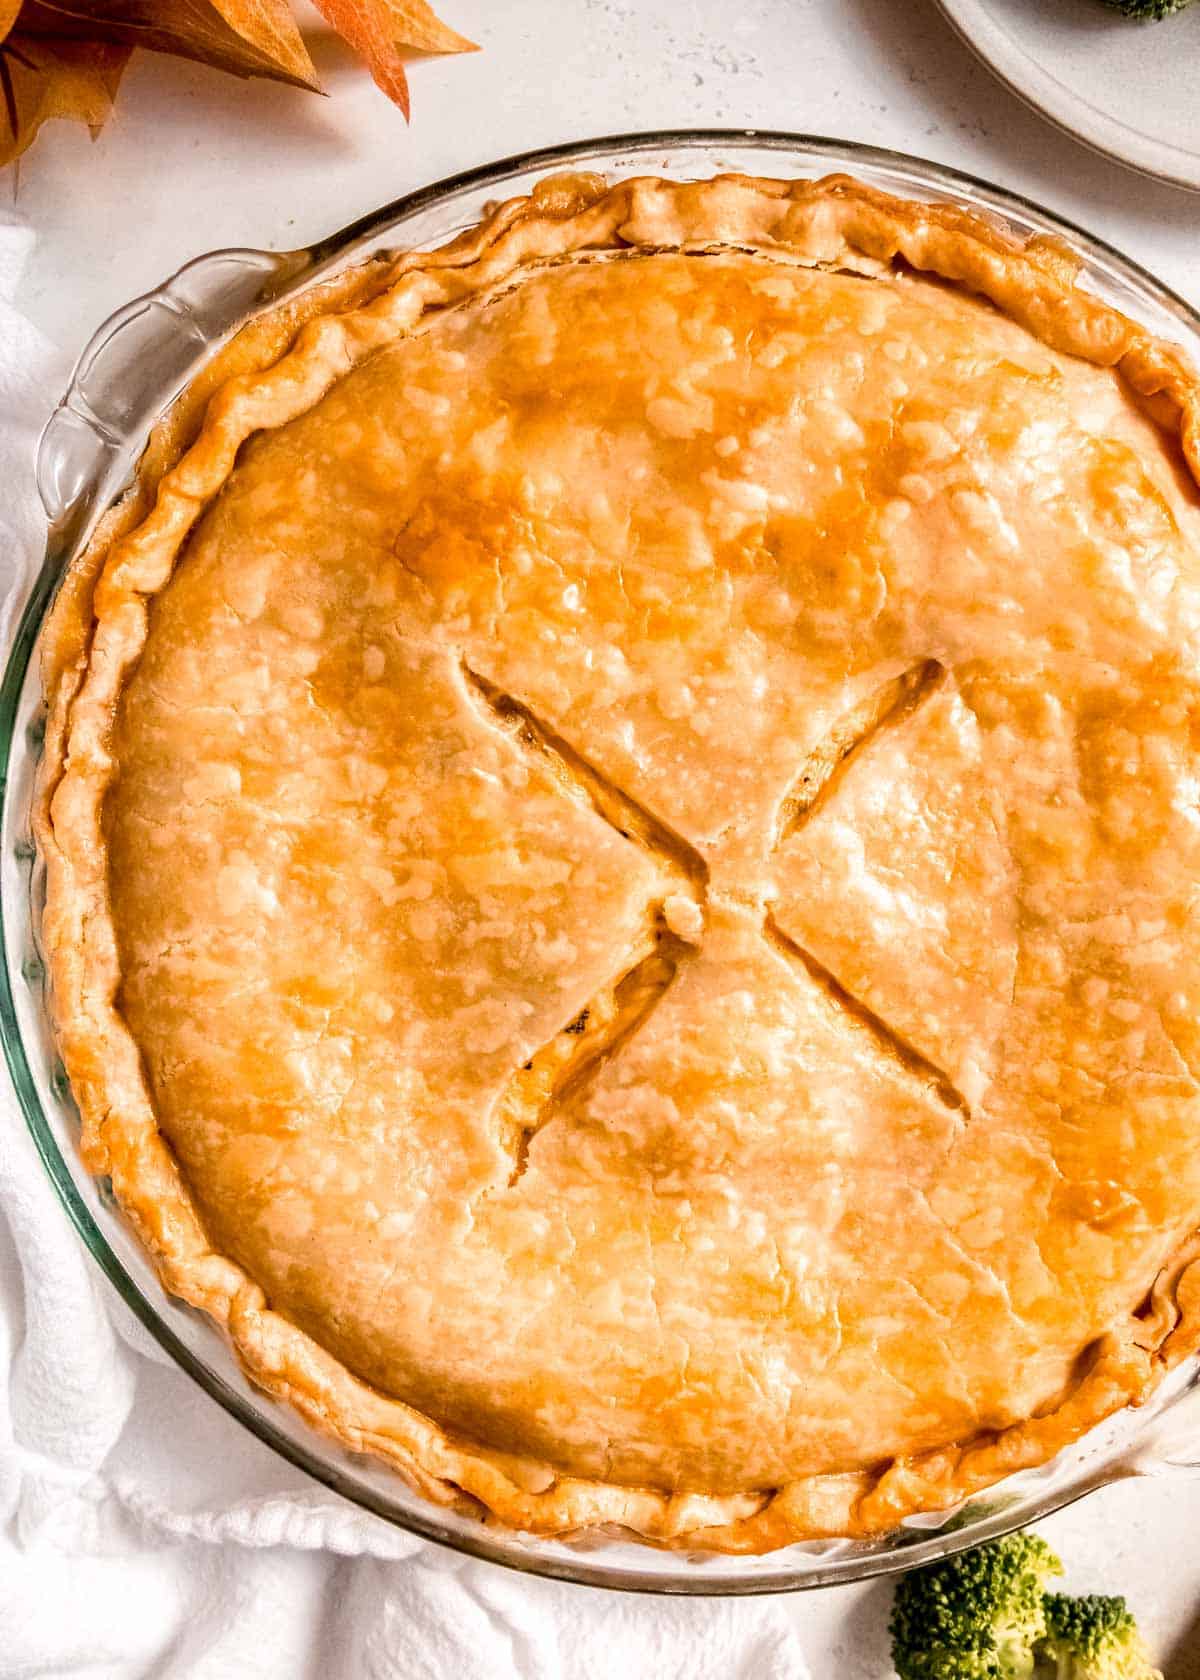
37, 170, 1200, 1553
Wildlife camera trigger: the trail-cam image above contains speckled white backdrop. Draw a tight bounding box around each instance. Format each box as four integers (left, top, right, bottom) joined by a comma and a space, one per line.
13, 0, 1200, 337
9, 1, 1200, 1673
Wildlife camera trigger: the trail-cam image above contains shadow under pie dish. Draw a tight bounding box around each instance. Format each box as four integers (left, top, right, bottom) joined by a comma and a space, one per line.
30, 163, 1200, 1558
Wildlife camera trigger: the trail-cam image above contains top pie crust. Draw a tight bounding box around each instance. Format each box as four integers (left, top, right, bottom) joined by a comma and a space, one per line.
36, 170, 1200, 1553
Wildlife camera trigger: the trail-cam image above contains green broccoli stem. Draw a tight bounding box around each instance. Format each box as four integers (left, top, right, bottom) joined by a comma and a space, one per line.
1038, 1594, 1161, 1680
889, 1538, 1162, 1680
889, 1533, 1063, 1680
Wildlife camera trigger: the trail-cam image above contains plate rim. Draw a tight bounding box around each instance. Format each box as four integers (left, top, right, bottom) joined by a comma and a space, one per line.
933, 0, 1200, 192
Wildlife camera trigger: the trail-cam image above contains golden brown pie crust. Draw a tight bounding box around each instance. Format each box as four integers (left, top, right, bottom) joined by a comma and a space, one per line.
36, 171, 1200, 1553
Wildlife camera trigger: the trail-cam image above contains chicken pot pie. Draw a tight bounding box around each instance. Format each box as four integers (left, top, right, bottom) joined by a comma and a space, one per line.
37, 171, 1200, 1554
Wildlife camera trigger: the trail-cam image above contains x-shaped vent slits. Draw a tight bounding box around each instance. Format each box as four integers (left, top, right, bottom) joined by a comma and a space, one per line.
462, 657, 963, 1185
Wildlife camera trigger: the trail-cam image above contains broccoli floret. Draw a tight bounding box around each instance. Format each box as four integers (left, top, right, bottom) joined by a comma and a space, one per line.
1097, 0, 1196, 19
889, 1533, 1063, 1679
1037, 1594, 1162, 1680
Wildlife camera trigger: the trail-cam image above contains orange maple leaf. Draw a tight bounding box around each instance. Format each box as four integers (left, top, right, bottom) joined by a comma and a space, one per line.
15, 0, 319, 86
0, 31, 129, 163
0, 0, 473, 162
307, 0, 474, 120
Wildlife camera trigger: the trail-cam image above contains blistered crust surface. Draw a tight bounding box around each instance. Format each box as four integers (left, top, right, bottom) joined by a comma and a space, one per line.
37, 172, 1200, 1551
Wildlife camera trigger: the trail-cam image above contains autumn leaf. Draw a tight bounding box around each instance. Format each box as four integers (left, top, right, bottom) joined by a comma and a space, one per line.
0, 31, 127, 162
0, 0, 471, 162
17, 0, 319, 88
307, 0, 474, 119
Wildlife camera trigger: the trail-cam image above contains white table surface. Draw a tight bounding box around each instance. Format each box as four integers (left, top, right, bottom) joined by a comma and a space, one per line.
10, 0, 1200, 1673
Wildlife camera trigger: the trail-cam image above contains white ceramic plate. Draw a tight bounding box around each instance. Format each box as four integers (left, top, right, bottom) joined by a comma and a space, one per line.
934, 0, 1200, 190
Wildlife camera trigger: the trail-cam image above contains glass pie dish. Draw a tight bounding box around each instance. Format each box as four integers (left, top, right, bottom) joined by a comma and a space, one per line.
5, 129, 1200, 1594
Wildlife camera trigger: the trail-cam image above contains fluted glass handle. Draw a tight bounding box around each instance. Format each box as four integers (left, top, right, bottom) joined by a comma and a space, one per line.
1131, 1370, 1200, 1478
36, 247, 310, 527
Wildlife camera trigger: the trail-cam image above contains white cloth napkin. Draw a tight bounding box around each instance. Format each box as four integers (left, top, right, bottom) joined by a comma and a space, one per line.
0, 222, 826, 1680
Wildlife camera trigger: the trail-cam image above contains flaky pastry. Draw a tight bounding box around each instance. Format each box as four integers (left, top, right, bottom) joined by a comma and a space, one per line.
36, 171, 1200, 1552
